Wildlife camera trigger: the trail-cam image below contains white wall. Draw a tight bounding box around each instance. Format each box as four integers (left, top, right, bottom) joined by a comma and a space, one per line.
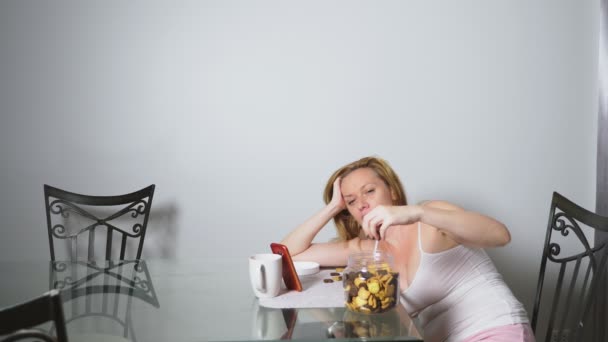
0, 0, 599, 314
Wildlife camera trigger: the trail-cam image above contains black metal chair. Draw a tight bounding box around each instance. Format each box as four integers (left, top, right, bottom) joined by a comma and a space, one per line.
44, 184, 155, 261
0, 289, 68, 342
531, 192, 608, 342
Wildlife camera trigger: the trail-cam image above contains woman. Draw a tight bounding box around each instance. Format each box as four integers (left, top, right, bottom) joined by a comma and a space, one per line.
281, 156, 534, 342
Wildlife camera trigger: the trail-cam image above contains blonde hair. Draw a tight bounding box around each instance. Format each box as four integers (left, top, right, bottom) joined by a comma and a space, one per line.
323, 156, 407, 241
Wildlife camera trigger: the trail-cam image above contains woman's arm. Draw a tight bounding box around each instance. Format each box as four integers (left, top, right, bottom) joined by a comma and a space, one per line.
281, 178, 372, 266
362, 200, 511, 249
280, 204, 373, 266
280, 203, 343, 256
289, 237, 373, 266
419, 200, 511, 248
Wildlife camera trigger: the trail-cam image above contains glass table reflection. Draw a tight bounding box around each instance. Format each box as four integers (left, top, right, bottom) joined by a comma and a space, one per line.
0, 259, 422, 341
50, 260, 159, 341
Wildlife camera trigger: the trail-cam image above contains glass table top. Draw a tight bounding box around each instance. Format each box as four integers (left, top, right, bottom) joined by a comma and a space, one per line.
0, 259, 422, 341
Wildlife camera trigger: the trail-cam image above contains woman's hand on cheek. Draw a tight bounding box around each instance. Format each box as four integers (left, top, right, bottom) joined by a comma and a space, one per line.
329, 177, 346, 212
362, 205, 423, 240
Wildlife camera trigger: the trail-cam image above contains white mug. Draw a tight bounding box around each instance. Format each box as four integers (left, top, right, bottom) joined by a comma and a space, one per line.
249, 253, 282, 298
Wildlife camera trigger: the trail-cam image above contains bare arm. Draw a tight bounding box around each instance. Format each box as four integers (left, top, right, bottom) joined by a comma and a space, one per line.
289, 237, 373, 267
419, 200, 511, 248
280, 178, 354, 263
362, 200, 511, 249
280, 205, 373, 266
280, 178, 375, 266
280, 203, 343, 256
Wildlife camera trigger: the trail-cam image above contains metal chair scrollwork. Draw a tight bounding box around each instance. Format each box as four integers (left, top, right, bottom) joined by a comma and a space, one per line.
531, 192, 608, 342
44, 184, 155, 261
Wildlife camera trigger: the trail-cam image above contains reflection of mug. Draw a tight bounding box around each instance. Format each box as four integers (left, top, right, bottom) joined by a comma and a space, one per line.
249, 254, 282, 298
250, 300, 287, 340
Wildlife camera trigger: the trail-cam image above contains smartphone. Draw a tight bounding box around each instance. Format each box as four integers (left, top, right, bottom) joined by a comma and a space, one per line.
270, 243, 303, 292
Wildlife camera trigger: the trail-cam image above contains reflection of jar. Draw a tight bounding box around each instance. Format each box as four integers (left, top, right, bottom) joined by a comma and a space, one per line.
343, 251, 399, 314
333, 308, 401, 338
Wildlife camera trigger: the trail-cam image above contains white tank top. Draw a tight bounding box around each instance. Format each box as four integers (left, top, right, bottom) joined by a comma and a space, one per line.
400, 223, 529, 342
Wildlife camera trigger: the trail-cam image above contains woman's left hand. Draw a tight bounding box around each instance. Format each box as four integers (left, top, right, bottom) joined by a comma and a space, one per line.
362, 205, 424, 240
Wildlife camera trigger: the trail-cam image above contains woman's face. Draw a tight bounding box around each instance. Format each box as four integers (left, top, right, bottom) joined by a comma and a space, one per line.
341, 167, 395, 224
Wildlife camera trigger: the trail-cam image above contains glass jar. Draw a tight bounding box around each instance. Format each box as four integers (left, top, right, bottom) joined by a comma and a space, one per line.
343, 250, 399, 314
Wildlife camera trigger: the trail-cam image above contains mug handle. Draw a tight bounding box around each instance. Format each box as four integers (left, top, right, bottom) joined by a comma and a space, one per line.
255, 264, 268, 293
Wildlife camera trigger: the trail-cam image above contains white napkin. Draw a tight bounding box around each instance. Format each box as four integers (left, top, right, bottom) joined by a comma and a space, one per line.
259, 269, 344, 308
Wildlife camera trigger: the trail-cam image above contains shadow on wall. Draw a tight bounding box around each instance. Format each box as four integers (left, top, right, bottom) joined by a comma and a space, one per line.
141, 203, 179, 259
490, 252, 539, 313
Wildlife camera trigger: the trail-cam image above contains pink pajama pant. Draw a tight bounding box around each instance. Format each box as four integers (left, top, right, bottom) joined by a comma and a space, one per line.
461, 323, 536, 342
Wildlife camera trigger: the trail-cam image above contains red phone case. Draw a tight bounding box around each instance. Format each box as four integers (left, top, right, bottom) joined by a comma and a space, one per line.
270, 243, 303, 292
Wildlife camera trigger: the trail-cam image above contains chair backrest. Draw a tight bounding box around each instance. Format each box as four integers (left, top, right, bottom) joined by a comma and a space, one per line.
531, 191, 608, 342
0, 289, 68, 342
44, 184, 155, 261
